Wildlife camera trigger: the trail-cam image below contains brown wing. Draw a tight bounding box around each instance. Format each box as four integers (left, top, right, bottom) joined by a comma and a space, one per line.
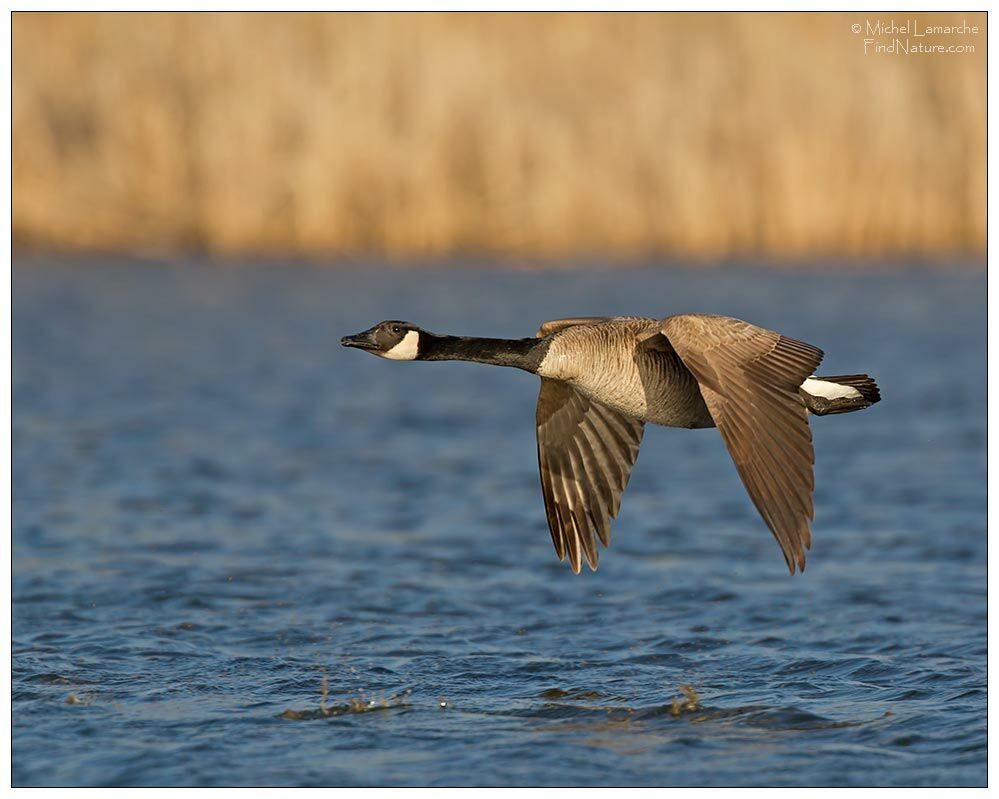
536, 317, 614, 338
661, 314, 824, 574
536, 379, 645, 573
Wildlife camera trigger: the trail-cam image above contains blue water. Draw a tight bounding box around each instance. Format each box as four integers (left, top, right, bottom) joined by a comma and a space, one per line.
13, 257, 986, 786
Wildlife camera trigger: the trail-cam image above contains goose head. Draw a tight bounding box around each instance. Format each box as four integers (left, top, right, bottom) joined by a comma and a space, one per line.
341, 321, 425, 360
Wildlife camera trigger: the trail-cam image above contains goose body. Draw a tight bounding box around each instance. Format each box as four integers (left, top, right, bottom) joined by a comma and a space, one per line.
342, 314, 881, 575
535, 316, 714, 427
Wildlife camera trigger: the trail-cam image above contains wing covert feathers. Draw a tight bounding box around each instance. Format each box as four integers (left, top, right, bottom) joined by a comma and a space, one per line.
535, 317, 614, 338
536, 379, 645, 573
661, 314, 824, 574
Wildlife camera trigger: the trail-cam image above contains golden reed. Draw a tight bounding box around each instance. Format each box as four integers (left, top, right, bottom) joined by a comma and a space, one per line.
13, 12, 985, 261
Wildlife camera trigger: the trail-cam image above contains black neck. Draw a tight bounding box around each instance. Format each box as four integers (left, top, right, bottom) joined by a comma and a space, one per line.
420, 334, 548, 373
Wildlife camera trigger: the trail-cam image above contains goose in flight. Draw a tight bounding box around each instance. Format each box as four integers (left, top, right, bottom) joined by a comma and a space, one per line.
342, 315, 880, 574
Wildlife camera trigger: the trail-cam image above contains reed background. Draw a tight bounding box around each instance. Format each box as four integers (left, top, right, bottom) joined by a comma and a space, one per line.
12, 12, 986, 263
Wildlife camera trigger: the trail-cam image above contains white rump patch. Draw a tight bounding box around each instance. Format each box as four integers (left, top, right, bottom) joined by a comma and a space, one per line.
380, 329, 420, 360
801, 377, 861, 401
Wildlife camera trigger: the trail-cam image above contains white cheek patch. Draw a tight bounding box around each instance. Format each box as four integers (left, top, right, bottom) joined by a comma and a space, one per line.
801, 377, 862, 401
380, 329, 420, 361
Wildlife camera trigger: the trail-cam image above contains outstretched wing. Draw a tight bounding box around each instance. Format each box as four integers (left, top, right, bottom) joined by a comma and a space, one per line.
661, 314, 824, 574
536, 379, 645, 573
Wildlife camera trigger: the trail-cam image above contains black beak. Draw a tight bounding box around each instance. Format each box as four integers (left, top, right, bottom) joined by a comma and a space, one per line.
341, 330, 379, 351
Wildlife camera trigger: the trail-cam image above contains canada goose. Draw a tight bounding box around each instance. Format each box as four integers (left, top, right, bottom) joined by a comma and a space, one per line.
342, 315, 880, 574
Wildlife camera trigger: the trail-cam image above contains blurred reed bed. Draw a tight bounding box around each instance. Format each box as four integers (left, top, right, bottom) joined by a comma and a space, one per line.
12, 12, 985, 261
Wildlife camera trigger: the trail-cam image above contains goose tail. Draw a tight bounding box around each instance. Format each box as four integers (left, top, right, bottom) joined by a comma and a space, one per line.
800, 374, 881, 416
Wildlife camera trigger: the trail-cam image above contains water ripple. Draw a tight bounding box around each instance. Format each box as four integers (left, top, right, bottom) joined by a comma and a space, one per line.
12, 261, 985, 786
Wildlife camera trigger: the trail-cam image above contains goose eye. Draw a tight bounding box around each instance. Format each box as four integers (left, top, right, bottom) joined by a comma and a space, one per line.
392, 326, 401, 334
